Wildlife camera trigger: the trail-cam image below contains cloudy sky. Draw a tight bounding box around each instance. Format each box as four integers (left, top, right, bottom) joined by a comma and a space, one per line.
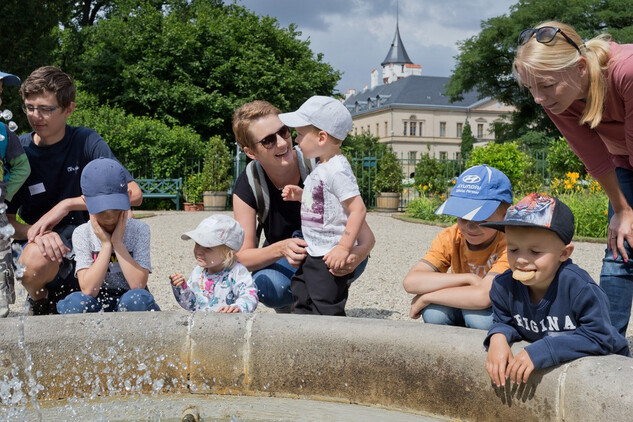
228, 0, 517, 93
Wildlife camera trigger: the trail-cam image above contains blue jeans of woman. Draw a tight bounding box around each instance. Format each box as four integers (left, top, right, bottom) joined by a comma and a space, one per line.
56, 289, 161, 313
601, 167, 633, 336
253, 256, 369, 310
421, 304, 493, 330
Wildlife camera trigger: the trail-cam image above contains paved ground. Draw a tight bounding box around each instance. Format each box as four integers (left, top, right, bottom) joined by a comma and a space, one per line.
5, 211, 631, 337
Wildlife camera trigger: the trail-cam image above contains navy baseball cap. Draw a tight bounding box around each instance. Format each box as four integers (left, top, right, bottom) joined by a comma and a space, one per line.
0, 71, 21, 86
435, 165, 513, 221
81, 158, 130, 214
481, 193, 575, 244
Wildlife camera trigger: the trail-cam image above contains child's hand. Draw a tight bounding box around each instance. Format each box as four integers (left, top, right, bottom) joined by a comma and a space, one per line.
281, 185, 302, 202
217, 305, 241, 313
324, 245, 350, 270
169, 273, 185, 287
409, 294, 429, 319
90, 214, 111, 244
506, 349, 535, 384
486, 333, 513, 387
111, 211, 127, 245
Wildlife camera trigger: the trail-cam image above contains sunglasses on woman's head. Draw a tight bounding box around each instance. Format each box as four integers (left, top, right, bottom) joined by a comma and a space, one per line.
518, 26, 582, 55
257, 125, 291, 149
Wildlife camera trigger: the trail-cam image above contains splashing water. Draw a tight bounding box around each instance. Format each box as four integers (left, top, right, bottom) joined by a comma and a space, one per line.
1, 110, 12, 120
7, 122, 17, 132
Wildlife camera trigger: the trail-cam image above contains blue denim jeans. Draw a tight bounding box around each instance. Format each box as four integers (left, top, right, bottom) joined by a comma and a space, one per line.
600, 167, 633, 336
421, 304, 493, 330
253, 255, 369, 310
56, 289, 161, 314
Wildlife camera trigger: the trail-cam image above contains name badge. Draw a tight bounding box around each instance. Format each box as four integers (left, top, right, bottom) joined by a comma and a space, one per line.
28, 183, 46, 196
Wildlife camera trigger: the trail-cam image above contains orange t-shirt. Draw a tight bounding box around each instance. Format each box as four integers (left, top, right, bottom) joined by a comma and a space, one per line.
422, 224, 509, 277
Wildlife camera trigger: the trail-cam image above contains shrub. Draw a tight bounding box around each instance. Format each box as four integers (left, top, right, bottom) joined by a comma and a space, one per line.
405, 195, 455, 224
202, 135, 233, 191
466, 141, 532, 189
413, 153, 449, 196
183, 173, 204, 203
547, 137, 586, 179
373, 149, 403, 193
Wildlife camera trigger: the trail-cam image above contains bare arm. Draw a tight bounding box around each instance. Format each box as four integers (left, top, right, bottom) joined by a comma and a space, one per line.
111, 212, 148, 290
328, 219, 375, 277
416, 273, 495, 310
325, 195, 367, 270
596, 170, 633, 261
233, 194, 307, 271
403, 260, 479, 294
128, 181, 143, 207
26, 196, 87, 242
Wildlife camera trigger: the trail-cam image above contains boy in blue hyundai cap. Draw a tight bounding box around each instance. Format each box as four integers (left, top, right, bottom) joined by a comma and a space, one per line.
403, 165, 512, 330
56, 158, 159, 314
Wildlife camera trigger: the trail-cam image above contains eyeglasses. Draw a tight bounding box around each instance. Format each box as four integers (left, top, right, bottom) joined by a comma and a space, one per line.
518, 26, 582, 55
21, 104, 61, 116
257, 125, 291, 149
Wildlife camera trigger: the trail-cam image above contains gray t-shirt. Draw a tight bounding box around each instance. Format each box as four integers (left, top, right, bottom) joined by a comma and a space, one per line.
72, 218, 152, 291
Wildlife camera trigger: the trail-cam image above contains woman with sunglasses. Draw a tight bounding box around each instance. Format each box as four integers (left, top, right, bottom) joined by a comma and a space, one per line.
514, 21, 633, 336
231, 100, 375, 313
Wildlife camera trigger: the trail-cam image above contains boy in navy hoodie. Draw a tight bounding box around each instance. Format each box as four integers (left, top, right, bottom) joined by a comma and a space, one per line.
481, 193, 630, 387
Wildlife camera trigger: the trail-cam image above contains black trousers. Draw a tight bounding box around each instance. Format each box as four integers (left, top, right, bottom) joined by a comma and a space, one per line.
291, 255, 352, 316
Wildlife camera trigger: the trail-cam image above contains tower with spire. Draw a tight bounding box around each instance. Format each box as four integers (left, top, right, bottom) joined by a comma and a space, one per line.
377, 7, 421, 86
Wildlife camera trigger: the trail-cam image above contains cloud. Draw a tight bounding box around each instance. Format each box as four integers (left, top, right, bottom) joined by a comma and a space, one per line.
229, 0, 515, 92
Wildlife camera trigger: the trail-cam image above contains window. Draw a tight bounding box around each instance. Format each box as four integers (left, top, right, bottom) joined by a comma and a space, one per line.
440, 122, 446, 137
477, 123, 484, 138
384, 122, 388, 137
403, 122, 408, 135
410, 121, 416, 136
419, 121, 424, 136
408, 151, 417, 162
376, 123, 379, 136
455, 152, 462, 160
456, 122, 463, 138
439, 151, 448, 160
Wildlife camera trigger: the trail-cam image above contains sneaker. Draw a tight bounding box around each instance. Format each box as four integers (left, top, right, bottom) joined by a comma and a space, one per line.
26, 297, 55, 316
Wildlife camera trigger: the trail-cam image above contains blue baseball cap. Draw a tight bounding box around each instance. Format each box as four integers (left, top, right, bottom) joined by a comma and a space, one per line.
435, 165, 512, 221
0, 71, 21, 86
81, 158, 130, 214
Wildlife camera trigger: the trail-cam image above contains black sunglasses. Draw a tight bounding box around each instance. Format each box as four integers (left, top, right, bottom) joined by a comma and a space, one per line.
518, 26, 582, 55
257, 125, 291, 149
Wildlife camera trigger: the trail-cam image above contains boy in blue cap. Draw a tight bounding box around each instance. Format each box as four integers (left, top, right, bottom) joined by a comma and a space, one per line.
403, 165, 512, 330
481, 193, 630, 386
0, 71, 31, 317
56, 158, 159, 313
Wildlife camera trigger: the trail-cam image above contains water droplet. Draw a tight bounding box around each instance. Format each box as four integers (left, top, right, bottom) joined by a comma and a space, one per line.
1, 109, 12, 120
8, 121, 17, 132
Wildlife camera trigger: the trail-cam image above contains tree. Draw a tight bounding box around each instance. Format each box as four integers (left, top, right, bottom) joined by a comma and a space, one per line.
460, 120, 475, 159
446, 0, 633, 140
57, 0, 341, 141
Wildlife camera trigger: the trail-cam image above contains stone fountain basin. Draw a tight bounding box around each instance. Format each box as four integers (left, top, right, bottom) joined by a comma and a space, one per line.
0, 312, 630, 421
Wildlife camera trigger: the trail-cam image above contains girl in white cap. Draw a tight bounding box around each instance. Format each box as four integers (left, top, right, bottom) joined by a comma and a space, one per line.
169, 214, 258, 313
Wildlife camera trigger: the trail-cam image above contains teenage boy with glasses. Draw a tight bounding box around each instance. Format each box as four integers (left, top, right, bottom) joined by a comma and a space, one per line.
6, 66, 143, 315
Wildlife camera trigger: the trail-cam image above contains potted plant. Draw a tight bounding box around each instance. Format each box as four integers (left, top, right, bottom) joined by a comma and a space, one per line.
201, 135, 233, 211
183, 173, 204, 211
373, 148, 403, 212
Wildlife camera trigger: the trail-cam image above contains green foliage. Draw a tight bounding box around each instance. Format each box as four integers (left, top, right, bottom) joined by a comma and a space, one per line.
466, 142, 533, 192
460, 120, 475, 159
564, 192, 608, 238
517, 131, 553, 155
183, 173, 204, 203
57, 0, 340, 141
202, 135, 233, 191
342, 133, 388, 203
446, 0, 633, 140
547, 137, 587, 179
373, 149, 403, 193
68, 90, 207, 178
405, 196, 455, 224
414, 153, 449, 196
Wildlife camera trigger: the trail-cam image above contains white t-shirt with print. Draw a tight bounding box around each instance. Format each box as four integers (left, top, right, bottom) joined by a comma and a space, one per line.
300, 154, 360, 256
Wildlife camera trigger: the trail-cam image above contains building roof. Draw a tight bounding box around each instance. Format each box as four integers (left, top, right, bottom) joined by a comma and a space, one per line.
344, 75, 488, 116
381, 23, 413, 66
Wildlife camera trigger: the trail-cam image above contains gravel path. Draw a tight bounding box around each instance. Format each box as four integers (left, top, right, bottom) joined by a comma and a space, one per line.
6, 211, 631, 336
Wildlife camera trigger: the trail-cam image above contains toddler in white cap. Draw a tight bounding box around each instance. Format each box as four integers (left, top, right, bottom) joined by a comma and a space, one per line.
169, 214, 258, 313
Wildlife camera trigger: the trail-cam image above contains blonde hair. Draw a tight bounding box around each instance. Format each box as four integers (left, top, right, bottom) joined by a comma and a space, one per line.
215, 244, 238, 270
513, 21, 611, 128
232, 100, 281, 149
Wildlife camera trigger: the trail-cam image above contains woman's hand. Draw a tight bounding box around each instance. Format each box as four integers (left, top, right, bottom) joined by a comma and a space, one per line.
608, 208, 633, 262
280, 237, 307, 267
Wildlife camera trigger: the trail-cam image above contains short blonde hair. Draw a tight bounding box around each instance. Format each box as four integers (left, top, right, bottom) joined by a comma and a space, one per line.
513, 21, 611, 129
232, 100, 281, 149
215, 244, 238, 270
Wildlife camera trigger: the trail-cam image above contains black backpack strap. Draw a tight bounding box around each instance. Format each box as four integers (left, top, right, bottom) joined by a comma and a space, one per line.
246, 160, 269, 245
